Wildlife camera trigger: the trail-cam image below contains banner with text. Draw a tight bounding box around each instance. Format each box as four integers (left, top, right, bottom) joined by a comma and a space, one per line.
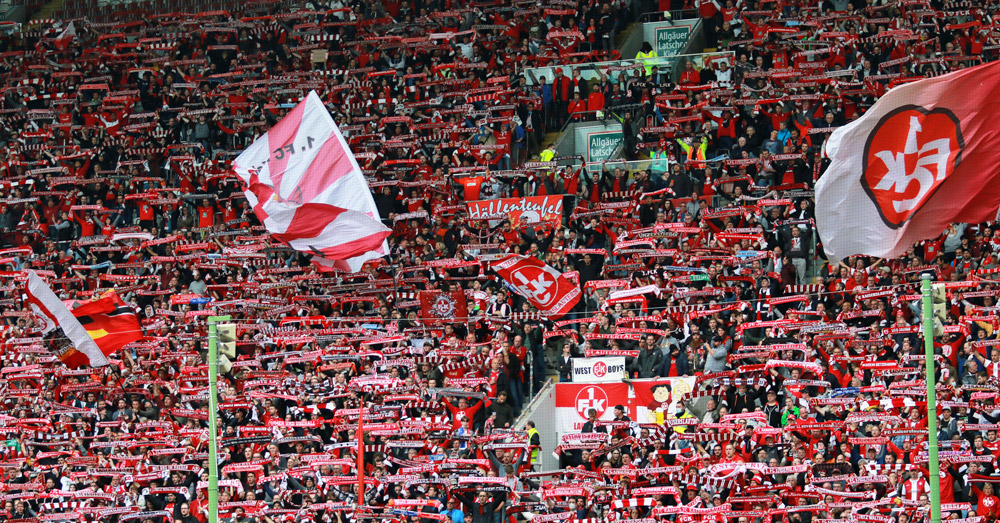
553, 378, 697, 442
572, 356, 627, 383
587, 130, 623, 163
466, 196, 564, 224
643, 21, 695, 58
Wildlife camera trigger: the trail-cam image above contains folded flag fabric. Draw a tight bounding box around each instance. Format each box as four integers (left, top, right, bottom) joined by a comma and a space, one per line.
70, 290, 144, 359
491, 255, 581, 318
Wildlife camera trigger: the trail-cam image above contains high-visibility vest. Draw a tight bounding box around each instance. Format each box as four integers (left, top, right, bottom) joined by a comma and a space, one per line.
636, 50, 657, 75
677, 139, 708, 167
651, 150, 669, 173
540, 148, 556, 162
527, 427, 541, 464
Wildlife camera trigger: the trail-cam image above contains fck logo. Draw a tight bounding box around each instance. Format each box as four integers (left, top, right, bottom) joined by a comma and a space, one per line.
861, 105, 964, 228
575, 386, 608, 418
511, 267, 557, 306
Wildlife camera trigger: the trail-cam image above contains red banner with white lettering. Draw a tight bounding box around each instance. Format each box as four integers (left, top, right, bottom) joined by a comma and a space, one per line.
466, 196, 563, 224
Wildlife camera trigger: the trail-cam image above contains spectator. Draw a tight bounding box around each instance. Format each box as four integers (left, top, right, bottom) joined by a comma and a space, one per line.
557, 344, 574, 382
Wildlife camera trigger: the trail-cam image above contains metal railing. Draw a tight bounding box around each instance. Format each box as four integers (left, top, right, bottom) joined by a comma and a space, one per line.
523, 49, 735, 89
580, 158, 656, 174
548, 104, 644, 164
513, 379, 554, 471
637, 8, 701, 23
552, 104, 643, 134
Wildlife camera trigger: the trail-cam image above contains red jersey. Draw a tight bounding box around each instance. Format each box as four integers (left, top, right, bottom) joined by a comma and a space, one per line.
457, 175, 485, 201
139, 202, 155, 221
197, 205, 214, 228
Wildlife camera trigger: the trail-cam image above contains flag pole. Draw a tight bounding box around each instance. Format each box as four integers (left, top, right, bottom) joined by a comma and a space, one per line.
207, 315, 231, 523
921, 275, 941, 523
357, 406, 366, 502
357, 402, 368, 506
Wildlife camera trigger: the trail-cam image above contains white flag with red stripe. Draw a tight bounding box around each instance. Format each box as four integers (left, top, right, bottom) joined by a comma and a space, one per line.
54, 22, 76, 51
233, 91, 390, 272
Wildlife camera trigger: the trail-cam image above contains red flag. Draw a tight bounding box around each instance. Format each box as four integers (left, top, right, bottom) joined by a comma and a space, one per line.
816, 60, 1000, 262
70, 290, 143, 359
419, 290, 469, 326
491, 255, 581, 318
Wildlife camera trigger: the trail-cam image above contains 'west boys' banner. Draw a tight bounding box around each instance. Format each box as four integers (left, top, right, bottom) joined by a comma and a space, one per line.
817, 61, 1000, 262
233, 91, 391, 273
572, 356, 626, 383
491, 255, 581, 318
466, 196, 564, 224
555, 382, 630, 434
418, 290, 469, 326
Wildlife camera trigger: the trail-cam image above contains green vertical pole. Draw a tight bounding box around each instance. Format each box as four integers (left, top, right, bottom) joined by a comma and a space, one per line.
921, 275, 941, 523
207, 315, 230, 523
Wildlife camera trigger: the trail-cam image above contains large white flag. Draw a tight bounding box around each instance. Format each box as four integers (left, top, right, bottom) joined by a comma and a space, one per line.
233, 91, 390, 272
816, 61, 1000, 262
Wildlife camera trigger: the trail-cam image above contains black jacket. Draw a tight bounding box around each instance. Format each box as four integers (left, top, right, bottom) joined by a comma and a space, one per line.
488, 399, 516, 429
557, 355, 574, 381
456, 493, 503, 523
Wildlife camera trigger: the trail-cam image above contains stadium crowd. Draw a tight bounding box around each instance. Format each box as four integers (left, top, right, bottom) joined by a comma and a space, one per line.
0, 0, 999, 522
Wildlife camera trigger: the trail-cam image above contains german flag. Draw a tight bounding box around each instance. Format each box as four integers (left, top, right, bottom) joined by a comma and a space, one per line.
71, 291, 143, 358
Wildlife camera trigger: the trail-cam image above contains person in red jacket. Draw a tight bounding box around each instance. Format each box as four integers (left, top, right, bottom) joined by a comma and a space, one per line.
679, 60, 701, 86
552, 68, 572, 128
973, 481, 1000, 520
703, 109, 737, 151
587, 84, 605, 114
568, 92, 588, 121
442, 396, 487, 429
138, 199, 156, 230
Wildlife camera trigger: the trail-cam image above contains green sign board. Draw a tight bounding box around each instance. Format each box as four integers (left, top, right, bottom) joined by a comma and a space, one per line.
654, 25, 691, 58
587, 131, 623, 163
